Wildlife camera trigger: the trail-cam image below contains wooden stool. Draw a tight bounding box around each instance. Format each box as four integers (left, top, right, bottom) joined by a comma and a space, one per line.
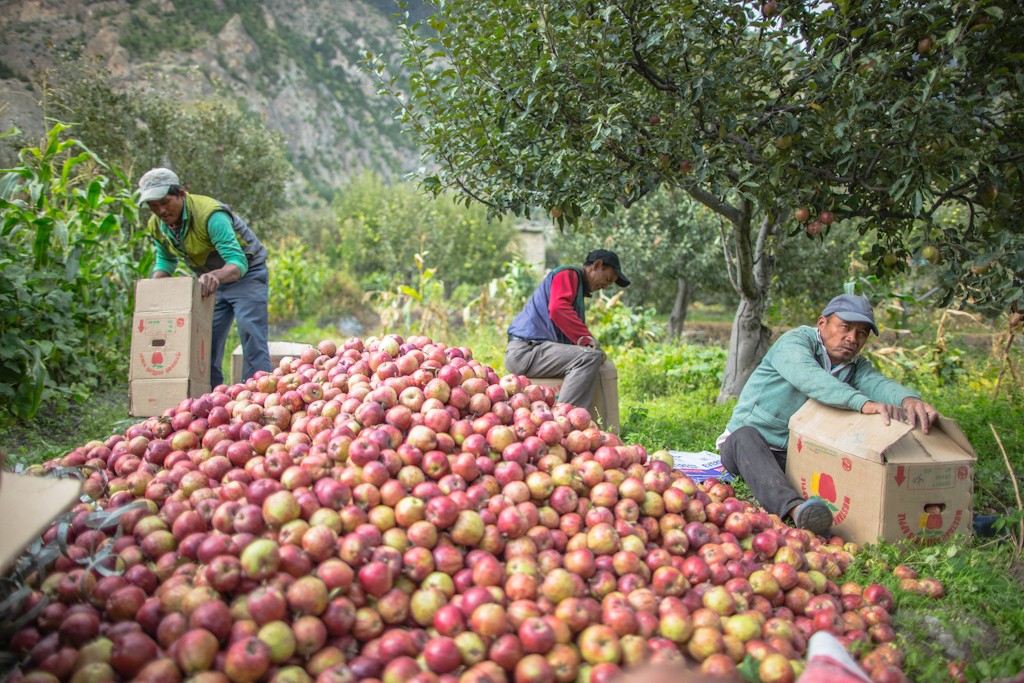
528, 360, 620, 433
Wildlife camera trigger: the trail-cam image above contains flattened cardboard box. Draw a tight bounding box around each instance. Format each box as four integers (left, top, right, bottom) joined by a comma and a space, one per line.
786, 400, 975, 546
130, 278, 213, 382
0, 456, 82, 573
130, 379, 211, 417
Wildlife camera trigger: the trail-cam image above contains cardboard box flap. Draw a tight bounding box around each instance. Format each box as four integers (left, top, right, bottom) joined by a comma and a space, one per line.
934, 416, 976, 458
884, 426, 976, 464
134, 277, 208, 314
0, 466, 82, 572
789, 400, 912, 463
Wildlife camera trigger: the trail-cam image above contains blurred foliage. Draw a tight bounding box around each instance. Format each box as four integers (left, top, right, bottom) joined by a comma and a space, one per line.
41, 56, 292, 228
587, 292, 662, 349
267, 238, 348, 325
0, 123, 150, 422
363, 252, 452, 340
617, 342, 729, 401
461, 256, 540, 331
332, 172, 519, 295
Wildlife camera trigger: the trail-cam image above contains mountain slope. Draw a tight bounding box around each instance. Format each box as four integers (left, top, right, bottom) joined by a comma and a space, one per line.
0, 0, 427, 194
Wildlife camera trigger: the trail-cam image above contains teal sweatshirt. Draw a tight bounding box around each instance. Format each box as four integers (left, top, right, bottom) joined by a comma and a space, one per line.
726, 326, 919, 450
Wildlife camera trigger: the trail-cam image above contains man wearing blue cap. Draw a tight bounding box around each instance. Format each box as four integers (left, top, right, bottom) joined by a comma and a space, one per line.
717, 293, 940, 537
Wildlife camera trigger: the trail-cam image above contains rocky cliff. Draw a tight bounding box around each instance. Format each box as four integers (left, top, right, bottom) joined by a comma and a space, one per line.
0, 0, 427, 192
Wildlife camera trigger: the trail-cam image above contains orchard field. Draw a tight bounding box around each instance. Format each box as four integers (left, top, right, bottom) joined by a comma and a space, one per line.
2, 1, 1023, 680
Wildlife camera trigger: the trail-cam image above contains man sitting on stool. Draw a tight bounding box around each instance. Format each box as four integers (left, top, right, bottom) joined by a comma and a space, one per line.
504, 250, 629, 417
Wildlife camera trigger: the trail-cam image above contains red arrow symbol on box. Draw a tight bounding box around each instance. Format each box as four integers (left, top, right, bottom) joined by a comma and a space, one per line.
895, 466, 906, 487
138, 319, 145, 333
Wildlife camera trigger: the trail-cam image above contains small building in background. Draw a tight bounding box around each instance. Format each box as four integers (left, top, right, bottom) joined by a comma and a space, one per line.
514, 218, 548, 275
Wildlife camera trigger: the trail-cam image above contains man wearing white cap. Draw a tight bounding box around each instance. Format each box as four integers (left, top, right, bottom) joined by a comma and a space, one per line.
138, 168, 271, 386
716, 293, 940, 537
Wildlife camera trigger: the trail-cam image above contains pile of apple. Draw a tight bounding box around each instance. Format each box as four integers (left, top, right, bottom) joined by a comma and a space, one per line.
3, 335, 920, 683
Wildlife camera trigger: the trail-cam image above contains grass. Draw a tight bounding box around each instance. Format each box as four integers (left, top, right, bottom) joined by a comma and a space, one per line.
2, 316, 1023, 681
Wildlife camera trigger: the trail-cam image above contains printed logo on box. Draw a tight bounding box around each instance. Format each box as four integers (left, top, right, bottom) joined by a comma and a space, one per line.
137, 351, 183, 376
799, 472, 852, 526
897, 508, 965, 543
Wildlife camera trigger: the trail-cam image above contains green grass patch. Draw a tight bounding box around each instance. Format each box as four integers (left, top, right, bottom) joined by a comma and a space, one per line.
0, 389, 131, 467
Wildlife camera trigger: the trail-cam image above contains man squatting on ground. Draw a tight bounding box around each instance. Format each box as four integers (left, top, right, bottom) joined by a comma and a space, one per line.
717, 294, 940, 537
504, 250, 629, 415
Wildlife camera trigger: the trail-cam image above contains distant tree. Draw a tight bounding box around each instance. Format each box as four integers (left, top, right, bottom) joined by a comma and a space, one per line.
333, 172, 519, 294
376, 0, 1024, 400
43, 56, 292, 227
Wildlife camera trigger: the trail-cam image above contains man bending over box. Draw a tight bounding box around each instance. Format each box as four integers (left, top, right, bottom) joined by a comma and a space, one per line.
717, 293, 940, 537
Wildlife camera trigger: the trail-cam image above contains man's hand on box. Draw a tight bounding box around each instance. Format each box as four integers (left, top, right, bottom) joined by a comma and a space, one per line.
199, 272, 221, 298
901, 397, 939, 434
860, 400, 906, 427
862, 399, 939, 434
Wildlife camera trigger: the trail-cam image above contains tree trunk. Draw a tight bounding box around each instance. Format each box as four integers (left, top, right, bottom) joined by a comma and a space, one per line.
678, 187, 782, 402
717, 295, 772, 402
715, 207, 780, 402
668, 278, 695, 339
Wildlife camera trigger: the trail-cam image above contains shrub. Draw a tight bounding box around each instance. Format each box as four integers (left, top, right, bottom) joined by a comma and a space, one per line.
333, 173, 519, 293
617, 342, 727, 400
0, 123, 149, 421
267, 238, 358, 326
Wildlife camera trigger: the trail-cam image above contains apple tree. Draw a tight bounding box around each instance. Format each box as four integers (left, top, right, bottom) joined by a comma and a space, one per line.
550, 191, 731, 336
373, 0, 1024, 399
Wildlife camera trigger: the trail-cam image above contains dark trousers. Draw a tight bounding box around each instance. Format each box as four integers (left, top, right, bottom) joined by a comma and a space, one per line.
719, 426, 803, 518
210, 264, 271, 386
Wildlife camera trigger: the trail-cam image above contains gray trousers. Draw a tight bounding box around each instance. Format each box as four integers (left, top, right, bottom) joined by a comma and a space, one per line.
210, 263, 271, 387
719, 426, 803, 518
504, 340, 605, 409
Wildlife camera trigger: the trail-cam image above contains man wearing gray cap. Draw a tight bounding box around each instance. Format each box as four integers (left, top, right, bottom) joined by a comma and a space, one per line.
716, 293, 940, 537
138, 168, 271, 387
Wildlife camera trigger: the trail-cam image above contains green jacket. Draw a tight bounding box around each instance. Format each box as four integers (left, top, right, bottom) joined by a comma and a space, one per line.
149, 194, 267, 276
726, 325, 919, 449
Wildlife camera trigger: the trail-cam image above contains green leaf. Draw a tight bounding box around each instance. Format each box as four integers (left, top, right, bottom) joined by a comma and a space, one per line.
12, 347, 46, 420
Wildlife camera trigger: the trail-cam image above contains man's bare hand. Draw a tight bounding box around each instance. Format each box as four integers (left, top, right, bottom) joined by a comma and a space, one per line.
860, 400, 905, 426
862, 399, 939, 434
199, 272, 221, 298
901, 397, 940, 434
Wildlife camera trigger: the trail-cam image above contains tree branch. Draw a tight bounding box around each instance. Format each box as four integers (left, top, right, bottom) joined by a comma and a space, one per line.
681, 183, 741, 225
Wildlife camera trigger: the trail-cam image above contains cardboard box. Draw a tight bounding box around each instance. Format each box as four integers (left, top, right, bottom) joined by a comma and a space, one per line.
130, 278, 213, 382
786, 400, 976, 545
129, 278, 214, 416
130, 379, 212, 417
231, 341, 313, 385
528, 361, 620, 433
0, 454, 82, 573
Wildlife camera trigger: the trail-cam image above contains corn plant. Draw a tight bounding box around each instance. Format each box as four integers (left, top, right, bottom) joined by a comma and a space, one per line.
0, 122, 149, 421
364, 252, 451, 337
